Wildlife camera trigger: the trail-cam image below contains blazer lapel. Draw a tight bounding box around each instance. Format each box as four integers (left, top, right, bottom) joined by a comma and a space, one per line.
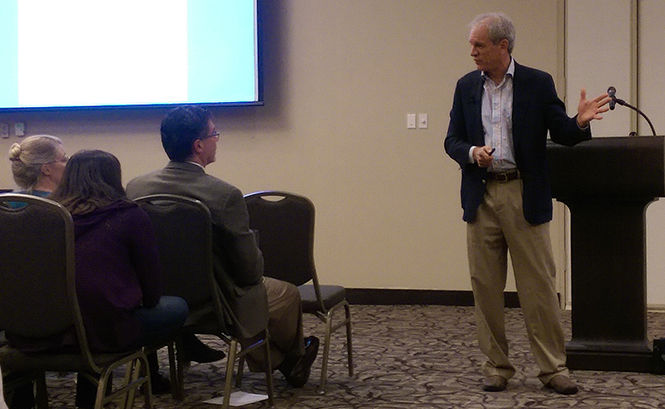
469, 73, 485, 146
511, 63, 530, 149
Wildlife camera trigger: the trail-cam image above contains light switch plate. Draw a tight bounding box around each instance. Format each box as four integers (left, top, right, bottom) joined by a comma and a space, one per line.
14, 122, 25, 137
407, 113, 416, 129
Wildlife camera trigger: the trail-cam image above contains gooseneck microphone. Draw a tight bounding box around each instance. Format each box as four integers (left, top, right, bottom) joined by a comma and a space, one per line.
606, 86, 657, 136
607, 86, 616, 110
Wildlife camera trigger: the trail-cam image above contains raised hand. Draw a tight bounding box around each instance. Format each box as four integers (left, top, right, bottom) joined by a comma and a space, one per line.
577, 88, 611, 128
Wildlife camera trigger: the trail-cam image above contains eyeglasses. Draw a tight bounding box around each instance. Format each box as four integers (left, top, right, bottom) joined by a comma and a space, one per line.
199, 130, 220, 141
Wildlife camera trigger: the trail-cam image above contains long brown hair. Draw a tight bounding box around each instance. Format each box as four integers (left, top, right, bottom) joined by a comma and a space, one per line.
51, 150, 129, 215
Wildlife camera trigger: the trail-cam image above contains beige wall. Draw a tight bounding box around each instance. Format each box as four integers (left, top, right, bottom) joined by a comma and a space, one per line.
565, 0, 635, 308
566, 0, 665, 307
0, 0, 563, 291
642, 1, 665, 306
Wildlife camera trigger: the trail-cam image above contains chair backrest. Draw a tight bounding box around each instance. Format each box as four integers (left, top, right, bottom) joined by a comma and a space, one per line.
0, 194, 98, 369
244, 191, 316, 287
135, 194, 224, 320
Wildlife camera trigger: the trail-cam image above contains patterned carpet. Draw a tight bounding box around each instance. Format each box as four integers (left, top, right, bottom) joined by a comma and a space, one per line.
35, 305, 665, 408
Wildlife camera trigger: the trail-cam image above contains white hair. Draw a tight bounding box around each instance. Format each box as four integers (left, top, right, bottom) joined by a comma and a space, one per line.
470, 12, 516, 54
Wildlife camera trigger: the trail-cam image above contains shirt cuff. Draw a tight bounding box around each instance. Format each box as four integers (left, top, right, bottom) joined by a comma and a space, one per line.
468, 146, 476, 163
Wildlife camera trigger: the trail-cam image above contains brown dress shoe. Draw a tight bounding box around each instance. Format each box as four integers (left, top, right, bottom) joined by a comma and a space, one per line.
482, 375, 507, 392
279, 336, 320, 388
546, 375, 578, 395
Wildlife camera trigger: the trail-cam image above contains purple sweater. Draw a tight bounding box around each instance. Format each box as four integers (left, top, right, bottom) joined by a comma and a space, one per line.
73, 200, 164, 352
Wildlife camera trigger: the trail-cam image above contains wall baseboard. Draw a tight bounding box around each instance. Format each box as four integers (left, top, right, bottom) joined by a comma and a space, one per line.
346, 289, 526, 308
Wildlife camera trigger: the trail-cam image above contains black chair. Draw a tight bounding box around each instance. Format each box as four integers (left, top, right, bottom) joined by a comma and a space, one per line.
0, 194, 152, 409
244, 191, 353, 394
135, 194, 274, 408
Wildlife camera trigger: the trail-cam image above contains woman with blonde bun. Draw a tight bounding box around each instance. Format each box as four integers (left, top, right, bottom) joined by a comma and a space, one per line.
8, 134, 67, 195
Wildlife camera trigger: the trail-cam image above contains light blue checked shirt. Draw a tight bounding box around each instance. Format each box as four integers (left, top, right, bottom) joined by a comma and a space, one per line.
468, 58, 517, 172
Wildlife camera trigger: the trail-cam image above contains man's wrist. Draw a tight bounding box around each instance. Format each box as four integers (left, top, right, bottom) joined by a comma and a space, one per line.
576, 116, 590, 130
468, 146, 477, 163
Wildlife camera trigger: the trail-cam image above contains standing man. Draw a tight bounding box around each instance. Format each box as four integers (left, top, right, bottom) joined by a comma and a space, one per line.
127, 106, 319, 387
444, 12, 609, 394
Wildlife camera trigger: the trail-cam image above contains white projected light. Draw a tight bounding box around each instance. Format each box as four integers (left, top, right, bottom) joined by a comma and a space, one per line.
0, 0, 260, 110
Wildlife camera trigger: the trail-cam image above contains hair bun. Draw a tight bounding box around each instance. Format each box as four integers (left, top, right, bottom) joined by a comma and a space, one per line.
8, 143, 22, 161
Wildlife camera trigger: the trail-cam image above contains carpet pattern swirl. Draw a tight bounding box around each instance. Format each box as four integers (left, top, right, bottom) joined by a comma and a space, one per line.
36, 305, 665, 408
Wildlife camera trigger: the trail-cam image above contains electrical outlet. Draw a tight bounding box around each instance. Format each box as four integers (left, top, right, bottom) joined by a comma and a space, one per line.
0, 122, 8, 138
418, 113, 428, 129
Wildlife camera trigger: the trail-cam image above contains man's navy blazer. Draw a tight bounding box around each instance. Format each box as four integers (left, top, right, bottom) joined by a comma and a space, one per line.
444, 62, 591, 225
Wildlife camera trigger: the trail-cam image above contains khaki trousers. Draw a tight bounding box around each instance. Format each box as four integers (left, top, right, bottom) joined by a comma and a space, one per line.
245, 277, 304, 371
466, 178, 568, 384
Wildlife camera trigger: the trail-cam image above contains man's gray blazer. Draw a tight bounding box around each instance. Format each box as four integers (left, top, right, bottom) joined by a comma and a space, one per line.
127, 161, 269, 339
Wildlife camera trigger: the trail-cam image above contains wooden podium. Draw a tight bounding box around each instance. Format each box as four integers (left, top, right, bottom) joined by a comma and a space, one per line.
547, 136, 664, 372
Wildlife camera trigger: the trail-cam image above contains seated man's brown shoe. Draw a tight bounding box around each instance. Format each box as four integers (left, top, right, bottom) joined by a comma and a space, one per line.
546, 374, 578, 395
482, 375, 507, 392
279, 336, 319, 388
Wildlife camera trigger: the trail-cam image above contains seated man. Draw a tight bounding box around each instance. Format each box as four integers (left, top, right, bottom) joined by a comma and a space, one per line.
126, 106, 319, 387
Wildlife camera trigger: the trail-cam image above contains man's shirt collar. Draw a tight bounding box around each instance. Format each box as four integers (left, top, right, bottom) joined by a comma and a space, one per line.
186, 160, 206, 171
481, 57, 515, 84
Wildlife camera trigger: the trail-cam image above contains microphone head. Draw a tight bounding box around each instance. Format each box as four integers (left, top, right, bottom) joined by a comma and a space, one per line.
608, 86, 617, 110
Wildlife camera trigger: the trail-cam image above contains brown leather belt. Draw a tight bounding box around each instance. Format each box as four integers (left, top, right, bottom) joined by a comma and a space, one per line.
486, 169, 520, 182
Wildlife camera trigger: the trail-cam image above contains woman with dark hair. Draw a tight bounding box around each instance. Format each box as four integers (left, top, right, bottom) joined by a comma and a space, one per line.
49, 150, 188, 406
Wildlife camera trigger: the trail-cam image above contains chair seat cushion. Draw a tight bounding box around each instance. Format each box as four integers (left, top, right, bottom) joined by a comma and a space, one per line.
298, 284, 346, 313
0, 345, 132, 373
183, 305, 227, 336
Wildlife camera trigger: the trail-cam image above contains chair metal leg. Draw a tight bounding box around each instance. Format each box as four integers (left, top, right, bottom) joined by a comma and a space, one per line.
263, 332, 274, 407
344, 302, 354, 376
34, 372, 48, 409
95, 368, 114, 409
167, 343, 176, 390
233, 332, 273, 406
121, 362, 134, 409
100, 352, 151, 409
223, 340, 239, 409
127, 359, 146, 409
317, 313, 334, 395
168, 340, 184, 400
140, 354, 153, 409
235, 356, 244, 388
